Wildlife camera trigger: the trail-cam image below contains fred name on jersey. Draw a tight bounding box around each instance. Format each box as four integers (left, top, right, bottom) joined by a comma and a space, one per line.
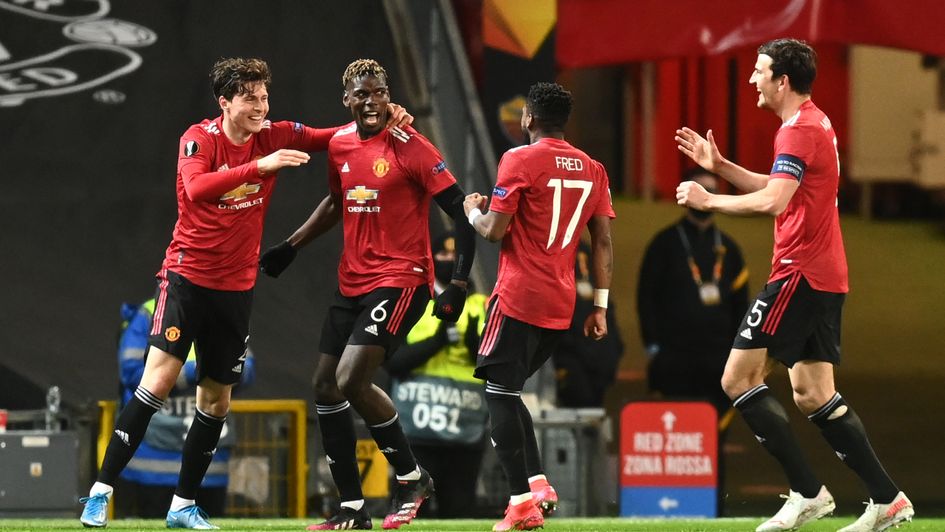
555, 156, 584, 171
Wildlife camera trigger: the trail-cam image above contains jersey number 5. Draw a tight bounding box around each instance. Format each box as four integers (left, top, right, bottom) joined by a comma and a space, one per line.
546, 178, 592, 249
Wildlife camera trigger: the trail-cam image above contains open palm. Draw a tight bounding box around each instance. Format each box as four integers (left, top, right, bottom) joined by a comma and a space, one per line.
675, 127, 722, 172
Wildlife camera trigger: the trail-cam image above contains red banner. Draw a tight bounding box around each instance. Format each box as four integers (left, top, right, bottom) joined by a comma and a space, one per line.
557, 0, 945, 67
620, 402, 717, 488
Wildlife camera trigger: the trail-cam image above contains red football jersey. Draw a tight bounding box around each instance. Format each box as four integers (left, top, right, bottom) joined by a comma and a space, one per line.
488, 138, 616, 329
328, 124, 456, 297
162, 116, 340, 290
768, 100, 848, 293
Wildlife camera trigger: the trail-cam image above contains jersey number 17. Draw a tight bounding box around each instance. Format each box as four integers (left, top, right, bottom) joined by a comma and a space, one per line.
546, 178, 593, 249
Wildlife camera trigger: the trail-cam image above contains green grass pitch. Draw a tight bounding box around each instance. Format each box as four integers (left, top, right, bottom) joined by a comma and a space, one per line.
0, 518, 940, 531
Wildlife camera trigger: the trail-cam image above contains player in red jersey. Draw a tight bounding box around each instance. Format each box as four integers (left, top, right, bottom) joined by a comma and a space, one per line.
675, 39, 913, 532
80, 57, 413, 530
462, 82, 615, 532
258, 59, 477, 531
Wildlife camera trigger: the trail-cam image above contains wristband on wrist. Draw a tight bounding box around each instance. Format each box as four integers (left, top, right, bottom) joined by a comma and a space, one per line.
593, 288, 609, 309
467, 208, 483, 226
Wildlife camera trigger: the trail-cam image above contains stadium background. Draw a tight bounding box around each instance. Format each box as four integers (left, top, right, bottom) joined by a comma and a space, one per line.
1, 0, 943, 517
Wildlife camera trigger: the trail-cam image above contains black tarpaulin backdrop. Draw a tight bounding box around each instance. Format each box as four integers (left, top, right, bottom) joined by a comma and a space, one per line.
0, 1, 411, 408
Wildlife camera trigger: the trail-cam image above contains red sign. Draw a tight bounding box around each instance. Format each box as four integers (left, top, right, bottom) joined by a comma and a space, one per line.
620, 402, 717, 487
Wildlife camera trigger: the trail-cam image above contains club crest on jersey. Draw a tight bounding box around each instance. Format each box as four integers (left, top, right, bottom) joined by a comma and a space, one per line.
372, 157, 390, 178
492, 186, 508, 198
165, 326, 181, 342
184, 140, 199, 157
220, 183, 261, 201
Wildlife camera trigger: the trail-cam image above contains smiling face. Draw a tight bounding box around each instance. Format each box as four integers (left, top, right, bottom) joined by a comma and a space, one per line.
220, 81, 269, 139
344, 74, 390, 139
749, 54, 784, 112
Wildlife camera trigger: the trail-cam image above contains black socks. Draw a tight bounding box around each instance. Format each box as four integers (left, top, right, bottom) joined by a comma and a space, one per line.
317, 401, 363, 502
734, 384, 822, 497
486, 381, 530, 495
808, 393, 899, 503
176, 408, 226, 499
98, 387, 163, 485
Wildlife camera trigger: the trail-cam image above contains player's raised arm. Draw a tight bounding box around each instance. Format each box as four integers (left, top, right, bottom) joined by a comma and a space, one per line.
464, 192, 512, 242
675, 127, 769, 192
432, 184, 477, 322
676, 175, 798, 217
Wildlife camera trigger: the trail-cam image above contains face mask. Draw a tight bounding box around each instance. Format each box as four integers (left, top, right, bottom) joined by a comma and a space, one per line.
688, 208, 713, 221
434, 260, 454, 285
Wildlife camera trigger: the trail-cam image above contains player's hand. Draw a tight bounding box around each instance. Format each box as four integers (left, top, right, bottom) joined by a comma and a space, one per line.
257, 149, 310, 176
583, 308, 607, 340
387, 103, 414, 131
433, 281, 467, 322
463, 193, 487, 216
676, 180, 712, 211
259, 240, 297, 278
675, 127, 723, 173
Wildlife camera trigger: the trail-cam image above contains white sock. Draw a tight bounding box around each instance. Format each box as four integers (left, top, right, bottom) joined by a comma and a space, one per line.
340, 499, 365, 511
510, 492, 533, 505
396, 466, 421, 481
90, 482, 113, 498
170, 495, 195, 512
528, 474, 547, 485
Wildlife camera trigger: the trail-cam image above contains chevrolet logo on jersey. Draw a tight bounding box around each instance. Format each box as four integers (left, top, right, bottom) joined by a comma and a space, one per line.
346, 186, 379, 204
220, 183, 261, 201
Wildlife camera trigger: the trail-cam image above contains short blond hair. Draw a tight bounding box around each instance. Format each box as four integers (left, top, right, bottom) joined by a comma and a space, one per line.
342, 59, 387, 88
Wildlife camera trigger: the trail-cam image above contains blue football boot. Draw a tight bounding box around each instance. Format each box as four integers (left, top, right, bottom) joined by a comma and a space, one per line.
79, 493, 110, 528
166, 505, 219, 529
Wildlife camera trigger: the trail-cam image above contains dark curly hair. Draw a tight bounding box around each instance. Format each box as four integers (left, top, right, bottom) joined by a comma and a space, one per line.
342, 58, 387, 88
757, 39, 817, 95
526, 82, 573, 132
210, 57, 271, 100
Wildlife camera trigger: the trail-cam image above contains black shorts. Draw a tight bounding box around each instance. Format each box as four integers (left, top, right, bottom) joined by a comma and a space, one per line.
319, 285, 430, 357
732, 272, 844, 367
149, 270, 252, 385
473, 299, 565, 390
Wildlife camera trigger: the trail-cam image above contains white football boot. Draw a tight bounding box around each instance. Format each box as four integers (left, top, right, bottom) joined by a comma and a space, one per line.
838, 491, 914, 532
755, 485, 835, 531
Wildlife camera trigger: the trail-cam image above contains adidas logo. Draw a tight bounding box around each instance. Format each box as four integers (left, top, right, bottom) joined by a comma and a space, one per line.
115, 429, 130, 446
326, 455, 335, 465
364, 324, 378, 336
836, 451, 847, 461
342, 162, 350, 173
379, 446, 397, 454
232, 363, 243, 373
740, 328, 753, 340
754, 434, 766, 443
